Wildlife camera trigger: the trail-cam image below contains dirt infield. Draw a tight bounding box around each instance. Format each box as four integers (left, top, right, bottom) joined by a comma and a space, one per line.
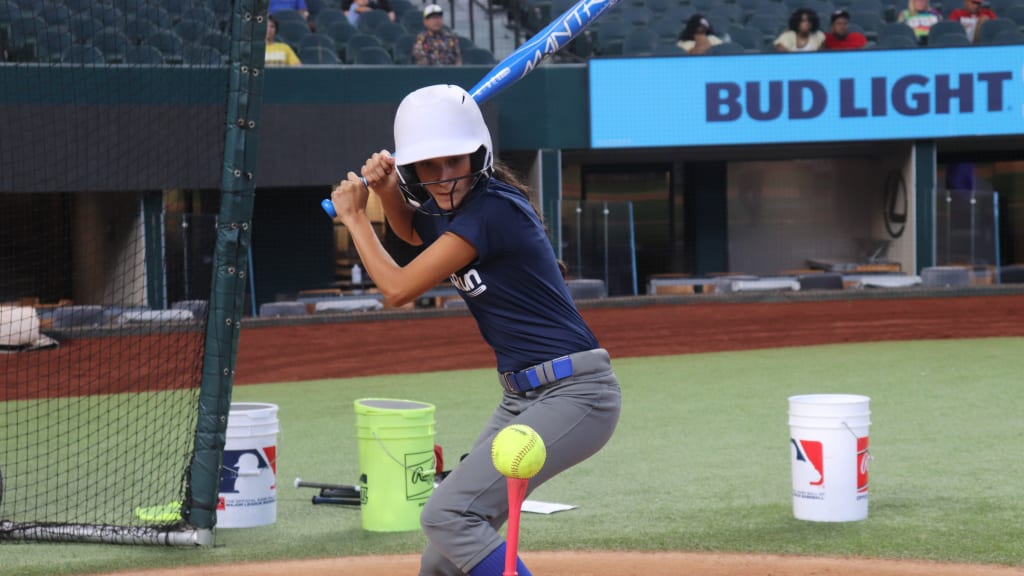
101, 551, 1024, 576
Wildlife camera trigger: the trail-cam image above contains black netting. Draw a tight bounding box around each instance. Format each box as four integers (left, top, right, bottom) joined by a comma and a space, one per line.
0, 0, 238, 540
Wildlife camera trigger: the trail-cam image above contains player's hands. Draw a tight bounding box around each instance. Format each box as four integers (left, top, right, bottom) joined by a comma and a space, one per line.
361, 150, 399, 198
330, 171, 370, 226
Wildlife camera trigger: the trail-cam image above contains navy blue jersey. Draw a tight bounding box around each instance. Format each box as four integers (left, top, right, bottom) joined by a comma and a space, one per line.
412, 178, 599, 373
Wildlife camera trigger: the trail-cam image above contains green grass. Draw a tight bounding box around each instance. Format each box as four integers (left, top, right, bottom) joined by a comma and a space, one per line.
2, 338, 1022, 574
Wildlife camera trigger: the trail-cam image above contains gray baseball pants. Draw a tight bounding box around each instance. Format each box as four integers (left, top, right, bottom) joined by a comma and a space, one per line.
418, 348, 622, 575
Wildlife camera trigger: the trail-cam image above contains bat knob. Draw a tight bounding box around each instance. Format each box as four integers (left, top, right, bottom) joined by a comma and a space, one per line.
321, 199, 337, 218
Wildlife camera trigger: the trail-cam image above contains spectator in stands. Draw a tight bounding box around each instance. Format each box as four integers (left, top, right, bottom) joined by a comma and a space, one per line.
775, 8, 826, 52
264, 15, 302, 66
898, 0, 943, 44
269, 0, 309, 20
948, 0, 997, 42
824, 9, 867, 49
413, 4, 462, 66
346, 0, 370, 25
676, 14, 723, 55
345, 0, 396, 24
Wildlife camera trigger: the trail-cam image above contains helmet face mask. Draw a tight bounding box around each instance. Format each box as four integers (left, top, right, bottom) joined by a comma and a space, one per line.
393, 85, 494, 216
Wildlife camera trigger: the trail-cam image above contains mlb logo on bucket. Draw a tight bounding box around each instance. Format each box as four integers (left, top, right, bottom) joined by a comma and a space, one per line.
791, 439, 824, 487
219, 446, 278, 494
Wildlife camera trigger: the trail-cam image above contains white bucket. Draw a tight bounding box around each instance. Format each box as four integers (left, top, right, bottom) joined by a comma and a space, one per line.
218, 403, 280, 528
788, 394, 871, 522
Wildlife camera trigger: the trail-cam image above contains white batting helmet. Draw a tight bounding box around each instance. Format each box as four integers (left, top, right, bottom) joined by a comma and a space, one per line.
393, 84, 493, 213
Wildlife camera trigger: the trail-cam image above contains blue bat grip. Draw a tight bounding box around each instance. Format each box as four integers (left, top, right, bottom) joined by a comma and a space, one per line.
321, 198, 337, 218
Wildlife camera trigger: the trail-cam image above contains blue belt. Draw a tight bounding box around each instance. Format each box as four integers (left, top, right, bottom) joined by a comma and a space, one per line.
501, 355, 574, 394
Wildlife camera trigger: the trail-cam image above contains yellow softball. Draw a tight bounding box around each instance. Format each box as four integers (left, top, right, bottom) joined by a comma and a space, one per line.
491, 424, 546, 479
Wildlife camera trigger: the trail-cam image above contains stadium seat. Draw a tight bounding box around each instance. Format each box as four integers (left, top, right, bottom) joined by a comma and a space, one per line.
183, 44, 224, 65
926, 20, 968, 42
849, 10, 885, 39
259, 301, 308, 317
991, 28, 1024, 43
622, 26, 658, 54
390, 0, 415, 18
708, 3, 743, 26
171, 300, 209, 321
593, 16, 630, 51
174, 19, 211, 44
112, 0, 148, 16
165, 0, 196, 17
354, 44, 393, 64
797, 273, 844, 291
144, 30, 185, 63
654, 40, 687, 55
462, 46, 496, 64
50, 305, 105, 329
40, 3, 70, 27
374, 21, 407, 47
299, 44, 342, 63
326, 20, 359, 59
877, 32, 918, 48
878, 21, 919, 45
391, 33, 417, 64
747, 13, 785, 37
927, 30, 971, 46
125, 44, 165, 64
68, 15, 105, 45
457, 34, 475, 52
646, 0, 673, 14
199, 31, 230, 54
1007, 6, 1024, 29
89, 4, 123, 28
707, 41, 745, 54
272, 8, 307, 26
124, 17, 158, 45
275, 19, 311, 46
343, 32, 381, 63
1000, 264, 1024, 284
36, 28, 74, 62
315, 8, 348, 32
921, 266, 971, 287
978, 17, 1019, 44
298, 33, 337, 54
61, 44, 105, 64
727, 25, 762, 50
651, 17, 681, 40
357, 9, 391, 32
620, 5, 653, 26
93, 28, 131, 63
136, 5, 171, 28
8, 15, 45, 57
567, 279, 607, 300
64, 0, 94, 12
306, 0, 328, 16
0, 0, 21, 25
400, 9, 425, 33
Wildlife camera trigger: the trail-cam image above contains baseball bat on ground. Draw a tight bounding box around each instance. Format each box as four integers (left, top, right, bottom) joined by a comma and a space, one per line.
293, 477, 360, 492
320, 0, 623, 219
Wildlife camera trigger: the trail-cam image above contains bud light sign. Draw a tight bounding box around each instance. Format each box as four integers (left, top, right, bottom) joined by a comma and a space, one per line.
589, 46, 1024, 147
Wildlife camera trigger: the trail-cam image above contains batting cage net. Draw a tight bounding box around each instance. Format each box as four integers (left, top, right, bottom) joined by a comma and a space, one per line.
0, 0, 261, 544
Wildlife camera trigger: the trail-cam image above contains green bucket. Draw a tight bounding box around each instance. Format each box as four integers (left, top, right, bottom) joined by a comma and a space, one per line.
354, 398, 436, 532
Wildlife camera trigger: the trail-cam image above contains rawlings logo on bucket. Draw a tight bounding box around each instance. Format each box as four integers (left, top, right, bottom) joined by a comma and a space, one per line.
857, 436, 869, 493
405, 450, 435, 500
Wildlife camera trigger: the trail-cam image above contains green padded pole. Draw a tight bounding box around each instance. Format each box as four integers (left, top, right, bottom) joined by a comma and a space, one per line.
185, 0, 268, 531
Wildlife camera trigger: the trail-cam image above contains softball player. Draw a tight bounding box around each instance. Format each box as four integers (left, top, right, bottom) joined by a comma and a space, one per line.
330, 84, 621, 576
